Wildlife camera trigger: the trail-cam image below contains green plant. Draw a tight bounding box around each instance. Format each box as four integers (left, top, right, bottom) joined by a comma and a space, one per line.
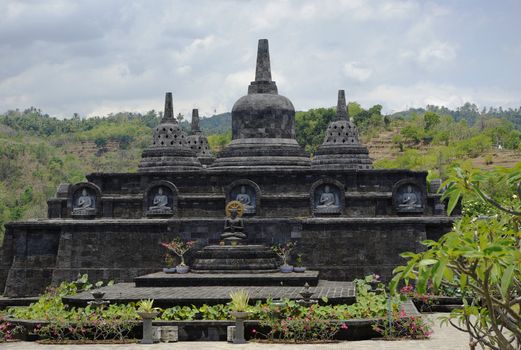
256, 303, 348, 342
0, 319, 23, 342
137, 299, 159, 313
163, 253, 175, 268
271, 241, 296, 266
161, 306, 199, 321
295, 254, 303, 267
229, 289, 250, 312
160, 237, 196, 266
34, 304, 138, 342
391, 166, 521, 350
7, 274, 112, 321
372, 308, 433, 339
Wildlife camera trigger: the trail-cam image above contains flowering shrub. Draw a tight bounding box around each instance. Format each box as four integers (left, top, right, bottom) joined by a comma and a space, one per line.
256, 304, 347, 342
271, 241, 296, 265
7, 274, 137, 342
399, 284, 435, 312
34, 304, 138, 342
160, 237, 196, 266
0, 319, 23, 342
372, 309, 433, 339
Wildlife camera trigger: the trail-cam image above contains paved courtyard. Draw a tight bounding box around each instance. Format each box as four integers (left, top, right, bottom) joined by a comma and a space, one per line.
1, 314, 470, 349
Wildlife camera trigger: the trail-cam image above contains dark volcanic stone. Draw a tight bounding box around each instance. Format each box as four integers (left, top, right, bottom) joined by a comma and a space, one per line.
139, 93, 202, 172
191, 245, 279, 273
134, 271, 319, 287
312, 90, 373, 170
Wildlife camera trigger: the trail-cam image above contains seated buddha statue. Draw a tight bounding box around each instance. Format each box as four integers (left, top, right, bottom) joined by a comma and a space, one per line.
221, 208, 246, 241
149, 188, 171, 210
399, 185, 421, 209
235, 186, 255, 213
73, 189, 94, 212
316, 185, 338, 209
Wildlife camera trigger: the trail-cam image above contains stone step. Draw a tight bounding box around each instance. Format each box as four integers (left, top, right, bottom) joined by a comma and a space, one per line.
134, 271, 320, 287
191, 244, 280, 272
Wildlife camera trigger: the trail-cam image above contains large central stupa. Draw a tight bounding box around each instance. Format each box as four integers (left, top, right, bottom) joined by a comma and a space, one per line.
211, 39, 310, 168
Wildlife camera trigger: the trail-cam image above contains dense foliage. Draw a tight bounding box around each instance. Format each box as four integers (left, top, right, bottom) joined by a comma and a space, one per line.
2, 275, 416, 343
391, 165, 521, 350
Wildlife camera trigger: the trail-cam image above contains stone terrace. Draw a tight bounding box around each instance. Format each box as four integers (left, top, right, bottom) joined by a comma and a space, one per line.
63, 280, 355, 307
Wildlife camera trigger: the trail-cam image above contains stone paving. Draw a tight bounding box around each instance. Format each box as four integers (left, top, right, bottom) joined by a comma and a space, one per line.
64, 280, 356, 306
0, 314, 470, 349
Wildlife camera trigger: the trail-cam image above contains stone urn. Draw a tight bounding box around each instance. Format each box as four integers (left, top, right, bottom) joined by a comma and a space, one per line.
230, 311, 250, 344
280, 264, 294, 273
294, 266, 306, 273
162, 267, 176, 274
138, 311, 159, 344
176, 264, 190, 274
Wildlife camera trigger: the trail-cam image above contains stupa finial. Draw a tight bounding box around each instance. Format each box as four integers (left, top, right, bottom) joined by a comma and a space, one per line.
191, 108, 201, 134
336, 90, 349, 121
255, 39, 272, 82
248, 39, 278, 94
162, 92, 176, 122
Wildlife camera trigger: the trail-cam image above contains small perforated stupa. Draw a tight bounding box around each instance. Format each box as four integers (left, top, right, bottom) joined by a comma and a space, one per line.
312, 90, 373, 169
186, 109, 214, 166
139, 93, 202, 172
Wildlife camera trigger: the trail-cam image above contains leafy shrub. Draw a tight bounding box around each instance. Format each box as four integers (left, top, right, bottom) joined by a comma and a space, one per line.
372, 309, 432, 339
391, 166, 521, 350
256, 304, 348, 342
0, 319, 23, 342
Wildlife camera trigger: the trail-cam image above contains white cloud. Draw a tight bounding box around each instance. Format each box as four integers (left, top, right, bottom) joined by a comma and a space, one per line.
0, 0, 519, 118
343, 62, 372, 82
418, 41, 457, 63
363, 83, 521, 113
176, 65, 192, 75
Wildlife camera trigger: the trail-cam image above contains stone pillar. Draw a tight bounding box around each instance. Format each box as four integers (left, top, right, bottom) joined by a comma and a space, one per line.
255, 39, 272, 82
336, 89, 349, 120
162, 92, 174, 122
191, 109, 201, 134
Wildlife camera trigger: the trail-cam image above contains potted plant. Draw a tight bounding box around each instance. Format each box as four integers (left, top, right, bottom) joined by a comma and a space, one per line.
160, 237, 196, 274
137, 299, 160, 344
293, 253, 306, 273
162, 253, 176, 273
272, 241, 296, 273
229, 289, 250, 344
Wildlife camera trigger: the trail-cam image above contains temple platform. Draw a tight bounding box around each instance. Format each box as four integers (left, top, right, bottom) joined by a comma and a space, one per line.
62, 279, 356, 308
134, 270, 319, 287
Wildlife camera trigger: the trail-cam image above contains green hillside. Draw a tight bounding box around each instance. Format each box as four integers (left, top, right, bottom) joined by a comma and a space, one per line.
0, 103, 520, 242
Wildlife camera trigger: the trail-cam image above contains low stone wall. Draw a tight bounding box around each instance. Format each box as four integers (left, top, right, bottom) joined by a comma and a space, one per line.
1, 217, 453, 297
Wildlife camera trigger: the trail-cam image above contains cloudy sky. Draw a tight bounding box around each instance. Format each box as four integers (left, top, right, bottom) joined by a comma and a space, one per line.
1, 0, 520, 119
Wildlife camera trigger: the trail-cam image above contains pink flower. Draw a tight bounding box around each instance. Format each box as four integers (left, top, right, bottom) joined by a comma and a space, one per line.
251, 328, 256, 334
341, 323, 348, 329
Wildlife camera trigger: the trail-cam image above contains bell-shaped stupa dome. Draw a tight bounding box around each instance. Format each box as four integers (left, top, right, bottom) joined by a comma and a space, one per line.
186, 108, 214, 166
312, 90, 373, 170
211, 39, 310, 169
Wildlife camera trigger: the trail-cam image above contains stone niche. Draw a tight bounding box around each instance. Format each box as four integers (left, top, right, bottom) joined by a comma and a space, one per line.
393, 179, 425, 214
143, 181, 177, 217
225, 180, 261, 216
68, 182, 101, 219
311, 179, 345, 216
